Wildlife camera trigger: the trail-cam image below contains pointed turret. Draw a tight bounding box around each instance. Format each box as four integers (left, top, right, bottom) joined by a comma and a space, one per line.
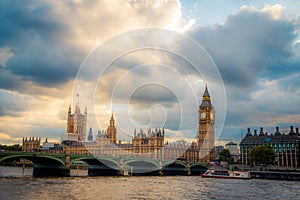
87, 127, 93, 141
289, 126, 296, 135
107, 113, 117, 143
246, 128, 252, 136
203, 84, 210, 98
274, 126, 281, 135
200, 84, 212, 107
254, 129, 257, 136
110, 113, 114, 126
259, 127, 264, 136
84, 106, 87, 115
75, 104, 80, 114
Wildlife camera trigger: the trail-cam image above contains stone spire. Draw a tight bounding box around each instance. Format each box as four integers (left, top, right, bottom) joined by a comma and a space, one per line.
203, 84, 210, 98
107, 113, 117, 144
200, 84, 212, 107
87, 127, 93, 141
110, 113, 114, 126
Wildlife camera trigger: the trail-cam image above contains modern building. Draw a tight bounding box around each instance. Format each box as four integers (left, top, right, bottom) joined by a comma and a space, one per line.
66, 104, 87, 141
240, 126, 300, 168
215, 145, 224, 159
225, 142, 238, 154
225, 142, 239, 162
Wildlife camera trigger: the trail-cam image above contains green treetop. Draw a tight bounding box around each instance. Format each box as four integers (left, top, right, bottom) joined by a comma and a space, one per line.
248, 144, 276, 166
219, 149, 234, 164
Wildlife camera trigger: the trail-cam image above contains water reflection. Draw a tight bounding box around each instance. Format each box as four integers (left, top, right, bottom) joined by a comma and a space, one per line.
0, 166, 299, 200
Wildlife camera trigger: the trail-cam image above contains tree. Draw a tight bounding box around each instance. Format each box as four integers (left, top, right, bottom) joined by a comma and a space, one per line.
0, 144, 22, 151
248, 144, 276, 166
219, 149, 234, 164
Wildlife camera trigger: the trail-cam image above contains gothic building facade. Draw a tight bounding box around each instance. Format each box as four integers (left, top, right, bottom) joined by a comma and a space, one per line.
22, 136, 41, 152
107, 114, 117, 144
132, 128, 165, 156
198, 85, 215, 162
64, 85, 216, 163
66, 104, 87, 141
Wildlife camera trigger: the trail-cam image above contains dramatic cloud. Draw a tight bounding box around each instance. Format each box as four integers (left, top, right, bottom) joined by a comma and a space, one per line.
186, 4, 300, 142
0, 1, 300, 146
189, 5, 299, 88
0, 0, 196, 144
0, 0, 188, 89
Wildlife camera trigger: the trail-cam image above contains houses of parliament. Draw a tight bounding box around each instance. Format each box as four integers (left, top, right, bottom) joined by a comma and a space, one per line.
24, 86, 216, 163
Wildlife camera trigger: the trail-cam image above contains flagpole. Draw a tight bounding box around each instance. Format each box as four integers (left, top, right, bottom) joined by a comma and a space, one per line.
76, 93, 80, 106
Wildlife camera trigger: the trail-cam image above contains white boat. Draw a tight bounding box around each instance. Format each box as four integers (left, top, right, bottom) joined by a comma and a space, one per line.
200, 169, 251, 180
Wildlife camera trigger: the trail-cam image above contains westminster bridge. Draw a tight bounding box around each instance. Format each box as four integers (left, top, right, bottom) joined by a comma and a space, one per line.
0, 151, 208, 176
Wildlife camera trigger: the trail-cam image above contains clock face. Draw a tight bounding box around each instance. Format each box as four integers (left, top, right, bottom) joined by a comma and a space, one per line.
200, 112, 206, 119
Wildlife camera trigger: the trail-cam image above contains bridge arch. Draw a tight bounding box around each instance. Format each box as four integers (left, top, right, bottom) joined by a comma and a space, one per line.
71, 157, 119, 168
162, 161, 188, 175
189, 163, 208, 175
0, 154, 65, 167
71, 156, 120, 176
162, 161, 188, 168
124, 159, 160, 175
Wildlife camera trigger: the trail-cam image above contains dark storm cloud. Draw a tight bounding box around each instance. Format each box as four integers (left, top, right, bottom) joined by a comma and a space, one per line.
0, 90, 30, 117
188, 9, 299, 88
0, 0, 83, 88
130, 84, 178, 104
0, 67, 24, 91
6, 43, 81, 87
0, 1, 65, 46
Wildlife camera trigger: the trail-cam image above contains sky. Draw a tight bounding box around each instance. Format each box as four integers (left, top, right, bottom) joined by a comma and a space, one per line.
0, 0, 300, 146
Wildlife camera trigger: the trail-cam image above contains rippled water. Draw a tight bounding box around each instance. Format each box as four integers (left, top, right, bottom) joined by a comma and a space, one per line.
0, 166, 299, 199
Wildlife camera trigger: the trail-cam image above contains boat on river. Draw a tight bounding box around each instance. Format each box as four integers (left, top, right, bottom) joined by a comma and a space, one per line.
200, 169, 251, 180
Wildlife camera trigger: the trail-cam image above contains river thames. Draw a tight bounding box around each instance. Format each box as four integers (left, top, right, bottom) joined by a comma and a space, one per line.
0, 166, 299, 199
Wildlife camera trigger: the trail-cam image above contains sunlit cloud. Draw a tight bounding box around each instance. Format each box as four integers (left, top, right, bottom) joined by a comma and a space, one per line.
0, 1, 300, 146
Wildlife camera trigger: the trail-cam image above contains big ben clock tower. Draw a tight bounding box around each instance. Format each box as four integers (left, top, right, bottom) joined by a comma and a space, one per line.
198, 85, 215, 162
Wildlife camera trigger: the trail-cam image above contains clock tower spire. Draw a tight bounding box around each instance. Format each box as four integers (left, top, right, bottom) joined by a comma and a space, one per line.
198, 84, 215, 162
